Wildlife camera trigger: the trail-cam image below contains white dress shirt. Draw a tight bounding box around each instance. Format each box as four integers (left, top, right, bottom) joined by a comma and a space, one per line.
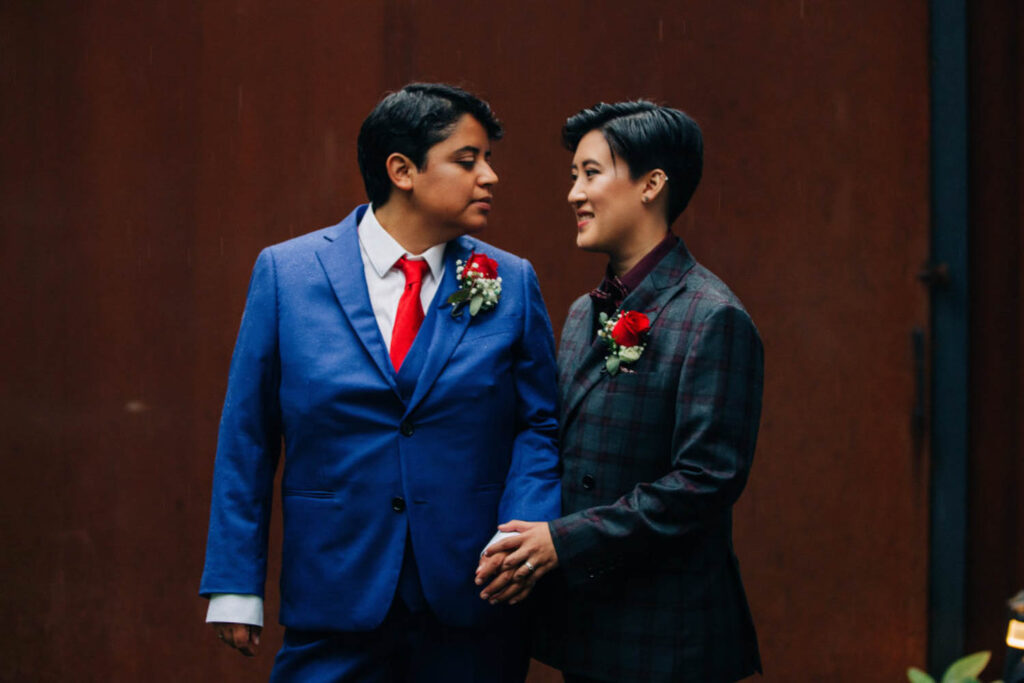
207, 208, 511, 627
357, 206, 447, 348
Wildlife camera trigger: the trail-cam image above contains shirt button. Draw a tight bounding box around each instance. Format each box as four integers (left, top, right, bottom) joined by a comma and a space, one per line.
391, 497, 406, 512
582, 474, 596, 490
399, 420, 414, 437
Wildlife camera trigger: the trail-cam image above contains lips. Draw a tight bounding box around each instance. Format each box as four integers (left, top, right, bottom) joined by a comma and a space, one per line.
471, 197, 493, 210
576, 210, 594, 227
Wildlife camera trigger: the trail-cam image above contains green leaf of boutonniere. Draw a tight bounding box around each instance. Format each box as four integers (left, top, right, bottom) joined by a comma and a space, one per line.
447, 289, 472, 305
605, 355, 621, 375
598, 311, 609, 325
906, 669, 934, 683
940, 652, 991, 683
469, 294, 485, 316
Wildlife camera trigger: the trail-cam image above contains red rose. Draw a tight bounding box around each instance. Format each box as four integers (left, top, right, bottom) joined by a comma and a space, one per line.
464, 253, 498, 280
611, 311, 650, 347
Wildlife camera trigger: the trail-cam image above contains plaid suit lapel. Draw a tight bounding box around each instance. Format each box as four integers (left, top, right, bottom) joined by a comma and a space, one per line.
561, 241, 697, 426
617, 239, 696, 330
558, 297, 597, 382
560, 301, 605, 428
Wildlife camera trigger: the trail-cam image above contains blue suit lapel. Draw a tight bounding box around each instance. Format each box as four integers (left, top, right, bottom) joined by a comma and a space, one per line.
561, 241, 697, 425
405, 237, 473, 416
315, 207, 401, 399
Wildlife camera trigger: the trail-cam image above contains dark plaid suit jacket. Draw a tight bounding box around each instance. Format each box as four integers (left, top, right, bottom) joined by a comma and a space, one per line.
533, 240, 763, 683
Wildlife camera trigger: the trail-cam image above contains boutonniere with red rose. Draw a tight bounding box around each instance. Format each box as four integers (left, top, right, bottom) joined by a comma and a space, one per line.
597, 309, 651, 375
446, 252, 502, 317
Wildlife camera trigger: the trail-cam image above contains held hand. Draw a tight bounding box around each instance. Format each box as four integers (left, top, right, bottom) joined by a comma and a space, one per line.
475, 549, 508, 586
479, 520, 559, 605
211, 622, 262, 657
476, 549, 528, 604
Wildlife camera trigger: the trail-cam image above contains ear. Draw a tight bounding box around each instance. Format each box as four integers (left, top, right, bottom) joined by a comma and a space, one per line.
640, 169, 669, 205
385, 153, 416, 193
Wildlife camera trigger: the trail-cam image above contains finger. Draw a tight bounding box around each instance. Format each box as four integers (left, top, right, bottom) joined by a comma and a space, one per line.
481, 569, 514, 599
215, 628, 231, 647
530, 562, 552, 582
218, 627, 236, 648
237, 627, 260, 657
480, 569, 515, 600
512, 561, 539, 582
490, 577, 530, 604
501, 546, 533, 570
220, 624, 240, 647
497, 520, 530, 533
478, 551, 505, 569
483, 537, 523, 557
509, 582, 536, 605
489, 578, 525, 604
475, 554, 504, 584
217, 624, 254, 654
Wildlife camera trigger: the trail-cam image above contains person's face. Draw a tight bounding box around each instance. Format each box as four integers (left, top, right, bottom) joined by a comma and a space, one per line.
568, 129, 645, 255
409, 113, 498, 239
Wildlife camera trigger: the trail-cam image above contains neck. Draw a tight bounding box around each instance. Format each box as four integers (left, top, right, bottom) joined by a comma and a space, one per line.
374, 200, 450, 255
608, 220, 670, 278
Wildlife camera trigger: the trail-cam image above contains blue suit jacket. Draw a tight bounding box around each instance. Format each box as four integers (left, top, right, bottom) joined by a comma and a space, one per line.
200, 205, 561, 631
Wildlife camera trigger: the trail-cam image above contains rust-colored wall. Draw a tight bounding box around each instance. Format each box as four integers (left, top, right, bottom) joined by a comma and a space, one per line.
0, 2, 954, 681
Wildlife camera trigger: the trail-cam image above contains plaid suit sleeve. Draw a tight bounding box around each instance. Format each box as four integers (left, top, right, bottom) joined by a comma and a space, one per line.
550, 303, 763, 586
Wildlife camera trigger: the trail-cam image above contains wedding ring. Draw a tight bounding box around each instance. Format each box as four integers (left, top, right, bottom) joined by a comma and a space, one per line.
524, 560, 537, 573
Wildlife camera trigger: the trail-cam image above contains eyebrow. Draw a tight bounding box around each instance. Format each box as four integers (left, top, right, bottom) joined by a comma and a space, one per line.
571, 158, 602, 169
452, 145, 490, 158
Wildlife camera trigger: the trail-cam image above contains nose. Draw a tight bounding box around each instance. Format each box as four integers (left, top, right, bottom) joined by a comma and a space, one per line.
478, 160, 498, 186
568, 177, 586, 205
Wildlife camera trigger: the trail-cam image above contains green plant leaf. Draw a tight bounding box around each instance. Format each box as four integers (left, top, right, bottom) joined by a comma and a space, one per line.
941, 651, 991, 683
447, 289, 471, 304
598, 311, 609, 325
469, 294, 484, 316
908, 668, 935, 683
605, 356, 620, 375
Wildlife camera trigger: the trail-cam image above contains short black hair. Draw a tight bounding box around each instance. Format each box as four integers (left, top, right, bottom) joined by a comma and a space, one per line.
562, 100, 703, 225
357, 83, 503, 207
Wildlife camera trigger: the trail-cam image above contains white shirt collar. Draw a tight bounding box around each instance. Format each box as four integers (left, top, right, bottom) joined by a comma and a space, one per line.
357, 206, 446, 280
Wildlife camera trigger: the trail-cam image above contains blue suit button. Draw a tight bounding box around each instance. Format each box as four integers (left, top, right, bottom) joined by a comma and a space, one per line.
582, 474, 595, 490
399, 420, 414, 437
391, 497, 406, 512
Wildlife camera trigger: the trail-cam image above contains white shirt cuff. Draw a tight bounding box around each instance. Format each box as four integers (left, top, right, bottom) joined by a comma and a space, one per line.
206, 593, 263, 627
480, 530, 520, 556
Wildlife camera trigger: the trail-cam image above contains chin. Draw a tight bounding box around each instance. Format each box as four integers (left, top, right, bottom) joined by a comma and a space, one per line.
576, 234, 604, 253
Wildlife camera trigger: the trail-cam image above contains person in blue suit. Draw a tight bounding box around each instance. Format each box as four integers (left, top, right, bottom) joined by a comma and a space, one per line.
199, 83, 562, 682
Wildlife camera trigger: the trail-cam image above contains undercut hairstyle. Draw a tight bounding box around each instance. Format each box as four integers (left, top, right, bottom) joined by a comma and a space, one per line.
562, 100, 703, 225
357, 83, 503, 207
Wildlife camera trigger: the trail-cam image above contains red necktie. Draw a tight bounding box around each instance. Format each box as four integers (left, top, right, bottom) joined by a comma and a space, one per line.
390, 256, 430, 370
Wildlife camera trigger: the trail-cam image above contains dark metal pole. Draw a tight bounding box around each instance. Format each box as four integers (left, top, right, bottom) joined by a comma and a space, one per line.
927, 0, 969, 675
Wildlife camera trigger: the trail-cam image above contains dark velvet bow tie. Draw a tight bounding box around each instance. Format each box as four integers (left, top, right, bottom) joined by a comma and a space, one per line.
589, 274, 629, 316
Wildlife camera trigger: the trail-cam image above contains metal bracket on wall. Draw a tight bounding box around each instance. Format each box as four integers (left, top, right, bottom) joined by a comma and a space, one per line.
918, 262, 951, 288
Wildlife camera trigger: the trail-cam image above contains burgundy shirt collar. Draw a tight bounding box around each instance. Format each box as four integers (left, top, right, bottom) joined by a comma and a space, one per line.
620, 232, 679, 292
589, 233, 678, 315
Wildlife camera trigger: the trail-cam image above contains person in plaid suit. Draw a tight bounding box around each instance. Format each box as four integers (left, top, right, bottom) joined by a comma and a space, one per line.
478, 101, 763, 682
